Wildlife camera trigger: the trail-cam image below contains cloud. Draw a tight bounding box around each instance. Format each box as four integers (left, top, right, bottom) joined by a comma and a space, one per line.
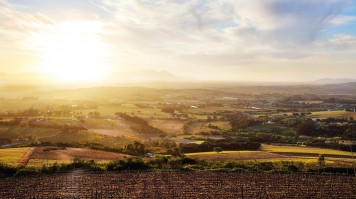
0, 0, 52, 52
93, 0, 354, 65
329, 15, 356, 25
321, 35, 356, 50
1, 0, 356, 82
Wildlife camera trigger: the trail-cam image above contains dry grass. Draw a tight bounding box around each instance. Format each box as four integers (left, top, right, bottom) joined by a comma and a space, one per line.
0, 147, 30, 166
309, 110, 356, 119
149, 119, 185, 134
186, 151, 286, 161
86, 119, 136, 137
27, 147, 129, 167
261, 144, 354, 156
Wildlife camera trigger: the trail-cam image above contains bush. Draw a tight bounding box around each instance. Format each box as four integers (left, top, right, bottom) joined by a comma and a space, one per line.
168, 158, 183, 169
106, 158, 150, 171
256, 162, 274, 171
147, 157, 169, 169
0, 163, 17, 177
15, 169, 40, 176
181, 157, 197, 165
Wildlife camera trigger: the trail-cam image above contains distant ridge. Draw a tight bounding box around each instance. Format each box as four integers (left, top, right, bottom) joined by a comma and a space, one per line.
312, 78, 356, 84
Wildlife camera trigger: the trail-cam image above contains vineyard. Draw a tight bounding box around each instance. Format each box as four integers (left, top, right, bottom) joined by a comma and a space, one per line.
0, 171, 354, 198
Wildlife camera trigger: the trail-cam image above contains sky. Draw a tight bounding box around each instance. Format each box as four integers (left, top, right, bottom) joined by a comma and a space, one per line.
1, 0, 356, 86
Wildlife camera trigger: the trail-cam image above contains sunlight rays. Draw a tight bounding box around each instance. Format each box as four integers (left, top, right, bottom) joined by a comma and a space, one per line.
30, 21, 110, 83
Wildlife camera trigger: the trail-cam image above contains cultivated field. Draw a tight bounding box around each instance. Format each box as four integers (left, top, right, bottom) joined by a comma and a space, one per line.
262, 144, 355, 156
309, 110, 356, 119
38, 131, 130, 146
85, 118, 137, 137
186, 151, 286, 161
0, 147, 30, 167
149, 119, 185, 134
0, 171, 354, 198
0, 127, 59, 140
26, 147, 129, 167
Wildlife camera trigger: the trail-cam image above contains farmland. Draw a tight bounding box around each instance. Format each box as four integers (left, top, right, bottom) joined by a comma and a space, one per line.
0, 147, 30, 167
26, 147, 129, 167
186, 151, 287, 161
309, 110, 356, 119
2, 0, 356, 196
0, 171, 354, 198
0, 85, 356, 197
149, 119, 185, 134
262, 144, 355, 157
0, 147, 130, 168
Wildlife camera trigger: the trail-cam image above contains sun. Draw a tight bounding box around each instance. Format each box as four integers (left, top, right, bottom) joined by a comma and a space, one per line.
31, 21, 110, 83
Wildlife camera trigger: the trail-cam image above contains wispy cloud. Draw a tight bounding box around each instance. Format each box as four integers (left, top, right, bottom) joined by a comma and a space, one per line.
329, 15, 356, 25
0, 0, 52, 52
91, 0, 355, 67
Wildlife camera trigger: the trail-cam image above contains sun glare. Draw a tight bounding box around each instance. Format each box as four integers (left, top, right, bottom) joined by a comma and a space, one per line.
31, 21, 110, 83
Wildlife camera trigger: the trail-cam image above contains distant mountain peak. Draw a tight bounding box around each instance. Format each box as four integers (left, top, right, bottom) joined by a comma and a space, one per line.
312, 78, 356, 84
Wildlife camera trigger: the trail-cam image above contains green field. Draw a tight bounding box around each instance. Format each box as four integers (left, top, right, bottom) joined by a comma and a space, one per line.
0, 147, 29, 166
247, 124, 296, 134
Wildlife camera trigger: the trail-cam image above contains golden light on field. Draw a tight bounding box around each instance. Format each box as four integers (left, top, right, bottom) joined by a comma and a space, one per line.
31, 21, 110, 83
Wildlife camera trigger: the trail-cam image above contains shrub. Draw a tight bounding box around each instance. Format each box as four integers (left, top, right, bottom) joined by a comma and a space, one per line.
0, 163, 17, 177
106, 158, 150, 171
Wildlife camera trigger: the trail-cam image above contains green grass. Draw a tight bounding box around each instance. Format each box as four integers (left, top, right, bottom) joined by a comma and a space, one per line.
0, 147, 29, 166
247, 124, 296, 134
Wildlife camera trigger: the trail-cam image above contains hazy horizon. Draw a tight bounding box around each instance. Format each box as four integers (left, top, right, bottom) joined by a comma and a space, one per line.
1, 0, 356, 86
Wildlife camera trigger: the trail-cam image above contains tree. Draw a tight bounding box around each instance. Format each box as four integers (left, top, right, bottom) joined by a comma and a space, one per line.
296, 119, 317, 136
229, 115, 249, 130
318, 154, 325, 167
213, 147, 223, 154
